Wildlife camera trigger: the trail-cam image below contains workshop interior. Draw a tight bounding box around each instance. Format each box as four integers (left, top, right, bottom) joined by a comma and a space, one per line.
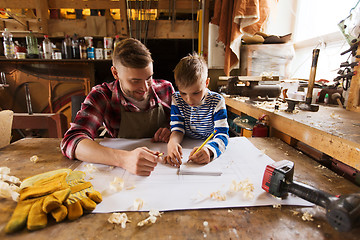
0, 0, 360, 238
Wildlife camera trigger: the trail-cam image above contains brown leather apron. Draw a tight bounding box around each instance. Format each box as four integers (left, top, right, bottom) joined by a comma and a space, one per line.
118, 103, 168, 138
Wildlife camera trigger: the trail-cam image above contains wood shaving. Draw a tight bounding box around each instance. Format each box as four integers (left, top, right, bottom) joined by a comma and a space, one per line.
0, 180, 20, 201
125, 185, 136, 190
109, 177, 124, 192
30, 155, 39, 163
0, 167, 10, 175
133, 198, 144, 210
302, 212, 314, 221
210, 190, 226, 201
108, 213, 131, 228
229, 179, 254, 200
0, 167, 21, 202
137, 215, 157, 227
315, 165, 327, 169
84, 163, 98, 173
0, 174, 21, 184
137, 210, 162, 227
291, 210, 300, 216
203, 221, 210, 237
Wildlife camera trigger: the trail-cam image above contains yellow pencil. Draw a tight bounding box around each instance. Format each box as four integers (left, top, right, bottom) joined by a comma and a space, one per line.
193, 130, 217, 155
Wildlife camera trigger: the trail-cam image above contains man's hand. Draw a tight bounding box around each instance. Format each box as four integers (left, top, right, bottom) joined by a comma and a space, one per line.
188, 147, 212, 165
120, 147, 162, 176
152, 128, 171, 143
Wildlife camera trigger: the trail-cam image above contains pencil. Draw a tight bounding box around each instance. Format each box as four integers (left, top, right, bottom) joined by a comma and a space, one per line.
193, 130, 217, 155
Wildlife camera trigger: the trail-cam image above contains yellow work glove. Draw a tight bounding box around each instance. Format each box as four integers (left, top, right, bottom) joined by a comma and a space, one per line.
65, 171, 102, 220
5, 169, 72, 233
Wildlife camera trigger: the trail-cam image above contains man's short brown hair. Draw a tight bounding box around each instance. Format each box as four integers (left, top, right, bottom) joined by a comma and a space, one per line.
112, 38, 153, 68
174, 52, 208, 88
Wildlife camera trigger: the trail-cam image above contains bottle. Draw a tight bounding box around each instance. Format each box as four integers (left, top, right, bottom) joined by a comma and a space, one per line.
113, 35, 120, 49
79, 39, 87, 59
2, 28, 15, 59
87, 46, 95, 60
72, 34, 80, 59
42, 35, 53, 59
324, 93, 329, 105
62, 35, 73, 59
26, 31, 39, 58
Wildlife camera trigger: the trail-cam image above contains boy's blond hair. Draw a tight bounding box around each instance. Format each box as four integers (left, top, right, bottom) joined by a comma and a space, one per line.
174, 53, 208, 88
112, 38, 153, 68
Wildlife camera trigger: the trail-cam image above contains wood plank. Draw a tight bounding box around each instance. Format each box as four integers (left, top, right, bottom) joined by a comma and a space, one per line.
157, 0, 199, 10
35, 0, 49, 34
225, 97, 360, 170
0, 0, 200, 11
118, 0, 128, 37
0, 0, 36, 8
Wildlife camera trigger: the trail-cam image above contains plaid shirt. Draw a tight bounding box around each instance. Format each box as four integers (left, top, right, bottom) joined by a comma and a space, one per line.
61, 79, 174, 159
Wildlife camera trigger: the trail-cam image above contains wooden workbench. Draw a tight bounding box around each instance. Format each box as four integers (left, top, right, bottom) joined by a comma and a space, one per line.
225, 96, 360, 171
0, 138, 360, 239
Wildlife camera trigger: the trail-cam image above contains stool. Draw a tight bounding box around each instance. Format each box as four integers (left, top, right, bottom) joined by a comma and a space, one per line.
12, 113, 68, 138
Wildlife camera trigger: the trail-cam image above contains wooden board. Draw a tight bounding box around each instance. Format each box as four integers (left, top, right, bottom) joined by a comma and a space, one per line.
225, 97, 360, 170
0, 138, 360, 239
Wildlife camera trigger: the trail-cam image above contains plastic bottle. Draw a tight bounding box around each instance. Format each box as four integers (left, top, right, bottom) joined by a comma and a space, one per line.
42, 35, 53, 59
324, 93, 329, 105
72, 34, 80, 59
2, 28, 15, 59
62, 35, 73, 59
113, 35, 120, 49
26, 31, 39, 58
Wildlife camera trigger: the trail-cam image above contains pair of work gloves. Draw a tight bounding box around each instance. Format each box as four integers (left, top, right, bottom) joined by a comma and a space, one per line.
5, 168, 102, 233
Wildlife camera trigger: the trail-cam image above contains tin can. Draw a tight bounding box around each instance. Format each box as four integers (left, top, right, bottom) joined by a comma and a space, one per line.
84, 36, 93, 48
104, 48, 112, 60
87, 47, 95, 60
95, 48, 103, 59
104, 37, 113, 49
53, 52, 62, 59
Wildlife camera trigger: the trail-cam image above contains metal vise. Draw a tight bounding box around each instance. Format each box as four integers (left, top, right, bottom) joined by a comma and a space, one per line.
225, 76, 281, 100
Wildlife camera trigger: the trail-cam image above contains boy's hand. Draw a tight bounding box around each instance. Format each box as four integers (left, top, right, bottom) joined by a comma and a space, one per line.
165, 142, 183, 167
188, 147, 212, 164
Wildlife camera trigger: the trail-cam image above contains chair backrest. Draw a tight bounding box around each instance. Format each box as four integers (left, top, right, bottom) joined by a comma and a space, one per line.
71, 95, 86, 122
0, 110, 13, 148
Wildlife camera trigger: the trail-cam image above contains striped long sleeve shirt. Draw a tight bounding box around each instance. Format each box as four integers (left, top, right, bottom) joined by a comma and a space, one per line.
170, 90, 229, 159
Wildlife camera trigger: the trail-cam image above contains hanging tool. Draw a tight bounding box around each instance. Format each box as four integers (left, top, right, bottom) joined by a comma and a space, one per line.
262, 160, 360, 232
0, 72, 9, 89
24, 83, 33, 115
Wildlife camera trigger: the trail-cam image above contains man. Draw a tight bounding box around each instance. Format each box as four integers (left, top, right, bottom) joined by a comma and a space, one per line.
61, 38, 174, 176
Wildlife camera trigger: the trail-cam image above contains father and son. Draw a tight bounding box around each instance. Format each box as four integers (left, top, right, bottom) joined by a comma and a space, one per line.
61, 38, 229, 176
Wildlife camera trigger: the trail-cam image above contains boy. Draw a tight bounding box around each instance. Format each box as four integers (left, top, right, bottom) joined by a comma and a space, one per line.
165, 53, 229, 167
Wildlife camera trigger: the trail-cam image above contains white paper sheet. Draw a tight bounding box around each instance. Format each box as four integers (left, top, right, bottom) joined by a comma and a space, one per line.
75, 137, 312, 213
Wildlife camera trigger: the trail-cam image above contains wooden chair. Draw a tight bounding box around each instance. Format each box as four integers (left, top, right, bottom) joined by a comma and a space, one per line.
12, 113, 68, 138
0, 110, 13, 148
